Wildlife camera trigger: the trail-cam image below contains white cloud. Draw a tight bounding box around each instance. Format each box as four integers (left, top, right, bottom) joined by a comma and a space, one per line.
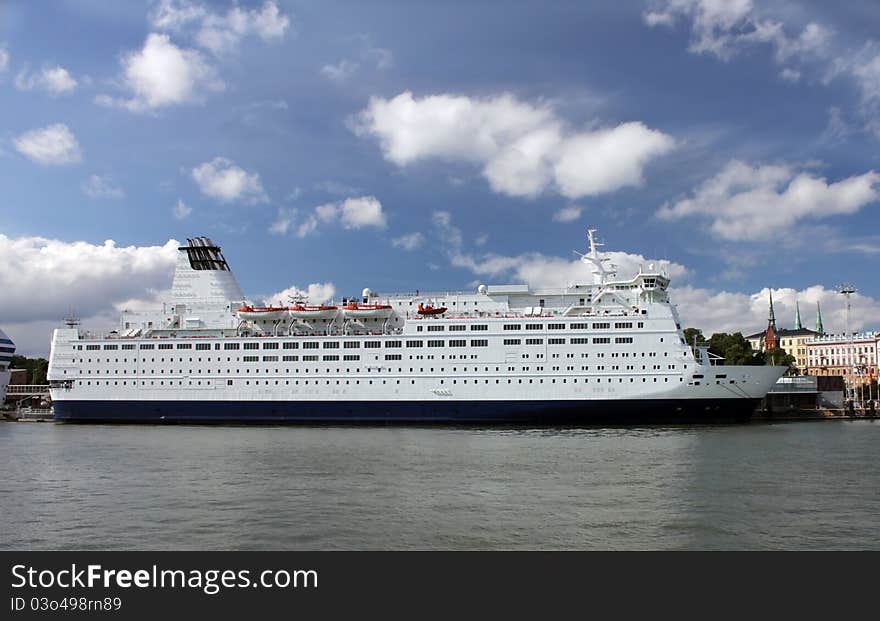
657, 160, 880, 241
271, 196, 386, 237
269, 208, 292, 235
150, 0, 206, 30
320, 59, 358, 81
191, 157, 267, 203
0, 234, 178, 326
13, 123, 82, 165
173, 198, 192, 220
339, 196, 386, 229
552, 206, 583, 222
779, 67, 801, 82
431, 210, 688, 289
643, 1, 880, 137
15, 65, 78, 95
555, 123, 675, 198
97, 33, 224, 112
392, 232, 425, 251
320, 37, 393, 82
263, 282, 336, 306
352, 91, 675, 200
642, 0, 830, 64
151, 1, 291, 56
82, 174, 124, 199
673, 285, 880, 336
0, 46, 9, 73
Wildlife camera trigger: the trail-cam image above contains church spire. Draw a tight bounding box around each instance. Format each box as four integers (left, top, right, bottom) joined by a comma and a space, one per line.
768, 290, 777, 331
816, 301, 824, 334
794, 301, 802, 330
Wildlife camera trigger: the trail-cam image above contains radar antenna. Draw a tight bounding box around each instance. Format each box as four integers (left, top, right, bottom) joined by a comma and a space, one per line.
574, 227, 617, 285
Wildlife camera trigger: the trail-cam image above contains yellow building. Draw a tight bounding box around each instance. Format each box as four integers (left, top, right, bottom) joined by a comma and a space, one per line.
745, 297, 821, 374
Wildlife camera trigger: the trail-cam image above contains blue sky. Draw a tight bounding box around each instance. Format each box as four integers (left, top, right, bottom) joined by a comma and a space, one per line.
1, 0, 878, 354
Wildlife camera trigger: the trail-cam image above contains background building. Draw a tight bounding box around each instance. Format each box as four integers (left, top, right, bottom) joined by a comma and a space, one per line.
806, 333, 878, 389
746, 297, 821, 373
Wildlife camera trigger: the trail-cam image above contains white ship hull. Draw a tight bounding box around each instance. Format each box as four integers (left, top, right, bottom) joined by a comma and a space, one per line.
46, 234, 787, 424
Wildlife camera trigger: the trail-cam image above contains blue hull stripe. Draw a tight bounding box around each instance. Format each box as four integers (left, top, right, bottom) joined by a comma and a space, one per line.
53, 399, 761, 424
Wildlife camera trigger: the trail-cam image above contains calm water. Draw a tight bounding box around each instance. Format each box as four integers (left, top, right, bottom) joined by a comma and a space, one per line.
1, 420, 878, 550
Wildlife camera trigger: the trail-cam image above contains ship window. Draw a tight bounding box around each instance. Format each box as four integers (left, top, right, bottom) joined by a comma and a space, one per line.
303, 342, 319, 349
385, 341, 402, 348
263, 342, 279, 350
427, 340, 444, 348
427, 325, 445, 332
449, 340, 466, 347
224, 343, 240, 350
176, 343, 192, 349
593, 337, 610, 344
322, 355, 339, 361
103, 344, 118, 350
243, 342, 259, 350
139, 344, 154, 350
526, 338, 543, 345
548, 324, 564, 330
470, 325, 488, 331
549, 338, 565, 345
343, 341, 360, 349
503, 339, 521, 346
364, 341, 380, 348
406, 340, 423, 347
525, 324, 541, 330
283, 342, 298, 349
323, 341, 339, 349
470, 340, 488, 347
195, 343, 211, 350
504, 324, 521, 331
158, 343, 173, 350
448, 325, 466, 332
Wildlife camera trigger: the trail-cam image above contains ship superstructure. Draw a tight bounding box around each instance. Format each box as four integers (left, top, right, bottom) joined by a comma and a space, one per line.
47, 232, 785, 423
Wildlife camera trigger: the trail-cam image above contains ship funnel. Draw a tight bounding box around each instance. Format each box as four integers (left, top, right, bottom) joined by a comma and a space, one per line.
170, 237, 246, 311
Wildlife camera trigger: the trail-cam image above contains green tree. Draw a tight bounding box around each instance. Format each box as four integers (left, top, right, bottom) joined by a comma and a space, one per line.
682, 327, 706, 349
10, 355, 49, 384
707, 332, 764, 366
763, 347, 796, 370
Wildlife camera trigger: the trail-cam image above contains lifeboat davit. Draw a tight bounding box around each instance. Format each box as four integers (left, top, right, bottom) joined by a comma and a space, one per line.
236, 305, 289, 321
342, 303, 393, 319
417, 303, 447, 316
288, 304, 339, 320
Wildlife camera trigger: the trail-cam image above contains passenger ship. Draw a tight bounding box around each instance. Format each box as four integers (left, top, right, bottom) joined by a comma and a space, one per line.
0, 327, 15, 404
47, 231, 785, 423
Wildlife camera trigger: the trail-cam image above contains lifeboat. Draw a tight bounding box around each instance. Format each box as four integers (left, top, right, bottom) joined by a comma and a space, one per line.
236, 305, 289, 321
417, 303, 447, 316
288, 304, 339, 320
342, 303, 393, 319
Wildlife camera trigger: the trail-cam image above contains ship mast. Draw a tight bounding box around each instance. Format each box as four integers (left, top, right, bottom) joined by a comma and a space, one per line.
578, 228, 617, 285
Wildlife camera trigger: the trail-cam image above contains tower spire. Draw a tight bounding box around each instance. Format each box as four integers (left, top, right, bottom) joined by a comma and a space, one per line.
768, 290, 777, 331
816, 301, 824, 334
794, 300, 802, 330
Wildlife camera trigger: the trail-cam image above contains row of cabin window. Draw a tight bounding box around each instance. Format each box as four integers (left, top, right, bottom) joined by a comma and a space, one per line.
81, 322, 649, 351
76, 361, 682, 377
117, 336, 638, 352
75, 375, 688, 389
